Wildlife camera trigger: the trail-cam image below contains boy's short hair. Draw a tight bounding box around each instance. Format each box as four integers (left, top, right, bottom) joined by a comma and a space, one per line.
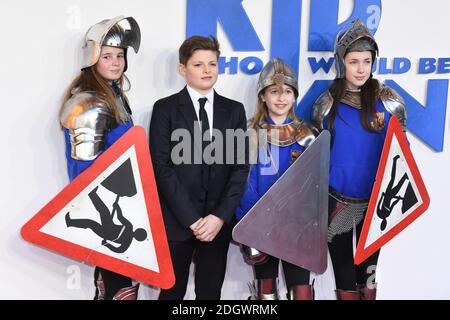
179, 36, 220, 65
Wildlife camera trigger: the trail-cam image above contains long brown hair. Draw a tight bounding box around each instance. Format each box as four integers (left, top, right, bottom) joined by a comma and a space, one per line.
250, 88, 298, 131
327, 76, 380, 132
60, 65, 130, 125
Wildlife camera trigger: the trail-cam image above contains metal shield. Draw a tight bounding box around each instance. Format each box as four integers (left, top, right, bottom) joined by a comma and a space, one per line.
232, 130, 330, 274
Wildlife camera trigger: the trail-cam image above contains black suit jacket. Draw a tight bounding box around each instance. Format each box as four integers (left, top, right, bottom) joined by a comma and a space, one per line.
149, 87, 250, 241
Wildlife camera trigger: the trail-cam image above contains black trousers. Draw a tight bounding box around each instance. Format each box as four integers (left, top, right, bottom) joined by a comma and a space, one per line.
159, 224, 232, 300
328, 220, 380, 291
254, 255, 310, 288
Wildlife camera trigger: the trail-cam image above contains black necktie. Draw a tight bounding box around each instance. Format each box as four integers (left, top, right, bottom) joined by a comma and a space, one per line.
198, 97, 209, 140
198, 97, 210, 191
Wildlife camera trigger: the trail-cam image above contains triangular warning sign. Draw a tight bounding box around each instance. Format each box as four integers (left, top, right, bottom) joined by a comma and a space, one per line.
21, 126, 175, 289
232, 131, 330, 274
355, 117, 430, 265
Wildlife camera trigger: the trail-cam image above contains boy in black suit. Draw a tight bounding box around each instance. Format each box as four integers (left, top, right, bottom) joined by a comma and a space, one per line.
149, 36, 249, 300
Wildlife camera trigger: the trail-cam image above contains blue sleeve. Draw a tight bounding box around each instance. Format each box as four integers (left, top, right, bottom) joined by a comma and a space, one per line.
64, 128, 94, 181
235, 164, 260, 221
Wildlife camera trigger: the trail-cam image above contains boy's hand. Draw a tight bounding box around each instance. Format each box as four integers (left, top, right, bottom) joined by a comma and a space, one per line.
189, 218, 204, 232
194, 214, 224, 242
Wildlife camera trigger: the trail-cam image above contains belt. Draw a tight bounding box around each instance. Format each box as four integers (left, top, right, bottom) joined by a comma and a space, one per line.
329, 188, 369, 205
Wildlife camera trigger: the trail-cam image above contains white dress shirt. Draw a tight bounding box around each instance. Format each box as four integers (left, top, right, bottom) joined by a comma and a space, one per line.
186, 85, 214, 138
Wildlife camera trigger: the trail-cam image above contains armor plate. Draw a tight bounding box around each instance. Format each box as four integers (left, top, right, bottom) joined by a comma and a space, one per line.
334, 19, 378, 79
311, 91, 333, 131
379, 84, 407, 130
261, 119, 318, 147
82, 16, 140, 70
60, 91, 114, 160
257, 58, 298, 96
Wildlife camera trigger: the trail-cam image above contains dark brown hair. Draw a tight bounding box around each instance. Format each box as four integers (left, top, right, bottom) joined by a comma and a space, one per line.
179, 36, 220, 65
327, 38, 380, 132
327, 77, 380, 132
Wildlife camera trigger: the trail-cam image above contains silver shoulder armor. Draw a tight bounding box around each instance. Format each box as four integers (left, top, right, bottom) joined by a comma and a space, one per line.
379, 84, 407, 131
311, 90, 333, 131
296, 121, 319, 149
60, 91, 114, 160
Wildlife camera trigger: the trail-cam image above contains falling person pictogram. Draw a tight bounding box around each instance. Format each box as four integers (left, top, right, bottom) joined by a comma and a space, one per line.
376, 154, 418, 231
65, 159, 147, 253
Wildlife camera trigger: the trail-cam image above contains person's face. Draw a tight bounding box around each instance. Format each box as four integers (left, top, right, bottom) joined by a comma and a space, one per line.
344, 51, 373, 90
262, 84, 295, 124
179, 50, 218, 95
95, 46, 125, 82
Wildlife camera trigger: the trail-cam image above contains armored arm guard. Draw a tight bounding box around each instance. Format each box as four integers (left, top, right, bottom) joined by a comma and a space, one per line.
379, 84, 407, 131
60, 91, 115, 160
311, 90, 333, 131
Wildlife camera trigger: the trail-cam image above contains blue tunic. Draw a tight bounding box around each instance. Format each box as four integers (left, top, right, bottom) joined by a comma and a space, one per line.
64, 120, 133, 181
235, 118, 306, 221
325, 99, 391, 199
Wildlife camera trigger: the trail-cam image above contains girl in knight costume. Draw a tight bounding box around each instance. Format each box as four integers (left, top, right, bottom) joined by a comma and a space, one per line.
59, 16, 141, 300
311, 19, 406, 300
235, 58, 318, 300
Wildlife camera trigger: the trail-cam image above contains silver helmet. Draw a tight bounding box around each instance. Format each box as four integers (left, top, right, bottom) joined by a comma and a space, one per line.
81, 15, 141, 71
334, 19, 378, 79
257, 58, 298, 97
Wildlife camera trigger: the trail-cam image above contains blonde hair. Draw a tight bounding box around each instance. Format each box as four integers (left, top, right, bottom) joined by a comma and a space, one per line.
249, 88, 298, 131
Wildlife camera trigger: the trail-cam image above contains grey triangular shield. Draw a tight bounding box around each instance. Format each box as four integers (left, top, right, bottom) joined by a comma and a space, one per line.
232, 131, 330, 274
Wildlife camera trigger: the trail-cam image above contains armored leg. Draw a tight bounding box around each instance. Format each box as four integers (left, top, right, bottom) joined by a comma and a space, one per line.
335, 289, 361, 300
241, 245, 269, 265
287, 284, 314, 300
249, 278, 279, 300
113, 283, 140, 300
94, 272, 105, 300
357, 283, 377, 300
94, 267, 137, 300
